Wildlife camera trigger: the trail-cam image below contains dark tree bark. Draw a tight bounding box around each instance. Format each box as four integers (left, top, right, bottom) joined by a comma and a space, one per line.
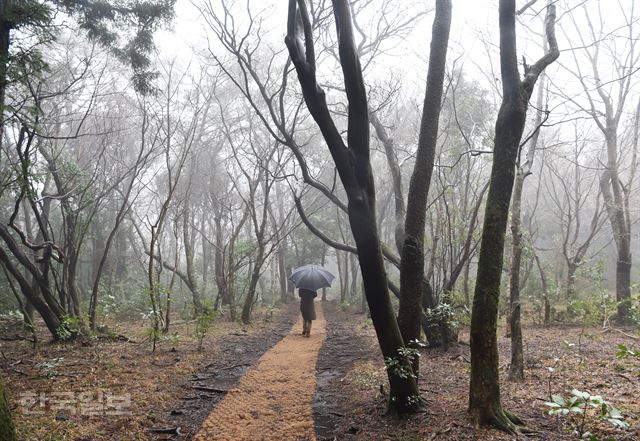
0, 226, 65, 335
241, 247, 264, 323
601, 135, 633, 324
469, 0, 558, 431
398, 0, 451, 374
0, 373, 15, 441
286, 0, 419, 413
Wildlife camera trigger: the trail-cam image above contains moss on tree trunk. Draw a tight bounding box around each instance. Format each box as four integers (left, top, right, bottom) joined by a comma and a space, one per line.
469, 0, 558, 432
0, 374, 16, 441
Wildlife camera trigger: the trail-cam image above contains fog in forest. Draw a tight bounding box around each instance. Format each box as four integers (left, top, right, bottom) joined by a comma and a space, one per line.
0, 1, 639, 440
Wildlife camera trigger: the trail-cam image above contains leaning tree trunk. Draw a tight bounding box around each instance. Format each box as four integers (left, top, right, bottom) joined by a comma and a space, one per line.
286, 0, 420, 413
398, 0, 452, 375
469, 0, 558, 432
0, 226, 65, 338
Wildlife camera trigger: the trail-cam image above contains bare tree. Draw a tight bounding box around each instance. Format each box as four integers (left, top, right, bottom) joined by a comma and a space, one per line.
557, 0, 639, 323
143, 60, 210, 348
545, 128, 607, 302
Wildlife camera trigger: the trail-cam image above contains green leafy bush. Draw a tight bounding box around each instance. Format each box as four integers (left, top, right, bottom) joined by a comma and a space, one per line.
55, 316, 81, 341
616, 344, 640, 359
339, 300, 351, 313
194, 305, 218, 352
545, 389, 628, 439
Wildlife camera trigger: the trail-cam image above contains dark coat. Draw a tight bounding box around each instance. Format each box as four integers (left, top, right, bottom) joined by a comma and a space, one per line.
299, 288, 317, 321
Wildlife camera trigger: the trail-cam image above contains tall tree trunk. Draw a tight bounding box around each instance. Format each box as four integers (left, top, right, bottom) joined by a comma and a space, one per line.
533, 251, 550, 326
164, 226, 180, 333
508, 59, 546, 383
274, 184, 289, 303
398, 0, 451, 375
286, 0, 420, 413
600, 150, 632, 324
241, 244, 265, 324
277, 243, 288, 303
370, 112, 406, 254
337, 250, 346, 302
469, 0, 557, 431
201, 212, 209, 295
463, 259, 471, 306
0, 373, 16, 441
183, 205, 204, 316
349, 252, 358, 299
321, 249, 327, 301
507, 174, 525, 382
566, 261, 577, 300
213, 214, 227, 308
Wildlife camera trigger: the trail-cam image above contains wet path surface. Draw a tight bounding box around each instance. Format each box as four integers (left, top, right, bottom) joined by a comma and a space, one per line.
160, 306, 297, 439
194, 302, 326, 441
313, 303, 372, 440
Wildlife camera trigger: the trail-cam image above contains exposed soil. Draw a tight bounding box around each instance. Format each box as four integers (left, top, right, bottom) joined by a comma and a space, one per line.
194, 301, 326, 441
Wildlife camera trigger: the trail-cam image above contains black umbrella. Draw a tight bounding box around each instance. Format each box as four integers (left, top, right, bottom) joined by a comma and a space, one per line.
289, 265, 335, 291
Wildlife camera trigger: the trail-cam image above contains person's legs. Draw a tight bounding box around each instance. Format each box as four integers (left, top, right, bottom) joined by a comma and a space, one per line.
306, 320, 312, 337
302, 320, 308, 335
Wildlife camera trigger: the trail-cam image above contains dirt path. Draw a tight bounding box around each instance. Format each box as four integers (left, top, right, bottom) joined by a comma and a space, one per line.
194, 301, 326, 441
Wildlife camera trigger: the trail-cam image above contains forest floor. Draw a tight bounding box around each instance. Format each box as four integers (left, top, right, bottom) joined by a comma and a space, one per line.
1, 301, 639, 440
316, 302, 640, 441
0, 304, 298, 440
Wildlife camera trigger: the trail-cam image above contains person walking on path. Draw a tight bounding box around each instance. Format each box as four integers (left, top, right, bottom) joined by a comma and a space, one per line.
299, 288, 317, 337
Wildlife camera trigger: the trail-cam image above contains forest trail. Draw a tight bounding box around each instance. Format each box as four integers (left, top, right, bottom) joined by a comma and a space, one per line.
194, 302, 326, 441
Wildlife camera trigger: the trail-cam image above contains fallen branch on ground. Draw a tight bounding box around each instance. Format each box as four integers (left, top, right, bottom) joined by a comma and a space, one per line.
192, 385, 229, 393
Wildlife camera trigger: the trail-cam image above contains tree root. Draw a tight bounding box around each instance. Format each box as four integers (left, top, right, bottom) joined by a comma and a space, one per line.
507, 368, 525, 383
473, 406, 530, 434
387, 395, 426, 416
